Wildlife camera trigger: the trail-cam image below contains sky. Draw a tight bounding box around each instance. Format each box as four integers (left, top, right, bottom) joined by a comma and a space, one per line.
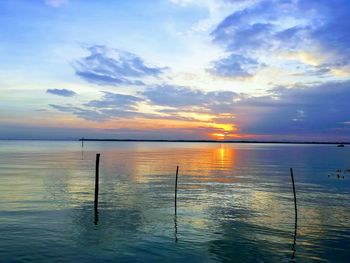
0, 0, 350, 141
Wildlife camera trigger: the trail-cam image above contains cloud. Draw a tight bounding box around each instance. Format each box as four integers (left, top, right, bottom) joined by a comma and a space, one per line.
211, 0, 284, 52
292, 110, 305, 122
49, 80, 350, 140
49, 86, 240, 133
0, 123, 241, 140
50, 104, 106, 121
233, 80, 350, 137
207, 54, 259, 78
213, 21, 275, 52
74, 45, 167, 86
308, 1, 350, 62
140, 81, 350, 139
85, 91, 143, 110
45, 0, 67, 7
46, 88, 77, 97
141, 84, 239, 113
211, 0, 350, 76
50, 91, 145, 121
101, 126, 235, 140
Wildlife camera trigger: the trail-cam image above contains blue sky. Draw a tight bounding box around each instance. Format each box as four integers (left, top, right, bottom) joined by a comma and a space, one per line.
0, 0, 350, 140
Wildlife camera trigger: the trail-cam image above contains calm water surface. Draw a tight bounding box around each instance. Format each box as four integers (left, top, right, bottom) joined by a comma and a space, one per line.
0, 141, 349, 262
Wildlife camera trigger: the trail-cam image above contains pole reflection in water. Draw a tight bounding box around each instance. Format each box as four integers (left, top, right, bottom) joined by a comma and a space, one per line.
291, 214, 297, 261
174, 215, 178, 243
94, 210, 99, 225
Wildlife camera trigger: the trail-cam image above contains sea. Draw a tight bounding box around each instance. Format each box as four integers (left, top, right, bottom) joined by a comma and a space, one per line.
0, 141, 349, 262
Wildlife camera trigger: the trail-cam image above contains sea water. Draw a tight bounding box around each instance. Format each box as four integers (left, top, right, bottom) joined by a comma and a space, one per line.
0, 141, 349, 262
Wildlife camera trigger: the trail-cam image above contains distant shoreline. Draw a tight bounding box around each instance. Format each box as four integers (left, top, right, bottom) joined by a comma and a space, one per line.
0, 138, 348, 145
78, 138, 350, 145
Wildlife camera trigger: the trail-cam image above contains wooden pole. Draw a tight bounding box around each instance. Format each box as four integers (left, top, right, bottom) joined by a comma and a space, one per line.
175, 165, 179, 215
290, 168, 297, 221
81, 137, 84, 160
94, 153, 100, 213
290, 168, 298, 260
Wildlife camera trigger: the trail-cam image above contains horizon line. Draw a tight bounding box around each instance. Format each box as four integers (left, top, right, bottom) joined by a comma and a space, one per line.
78, 138, 350, 145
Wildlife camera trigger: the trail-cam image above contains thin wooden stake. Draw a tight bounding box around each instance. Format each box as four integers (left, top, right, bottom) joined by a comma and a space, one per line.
175, 165, 179, 215
290, 168, 297, 221
290, 168, 298, 260
81, 137, 84, 160
94, 153, 100, 213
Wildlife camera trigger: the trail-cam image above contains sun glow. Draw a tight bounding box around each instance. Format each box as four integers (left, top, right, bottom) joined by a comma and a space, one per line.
281, 51, 327, 66
211, 133, 226, 139
211, 123, 236, 131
